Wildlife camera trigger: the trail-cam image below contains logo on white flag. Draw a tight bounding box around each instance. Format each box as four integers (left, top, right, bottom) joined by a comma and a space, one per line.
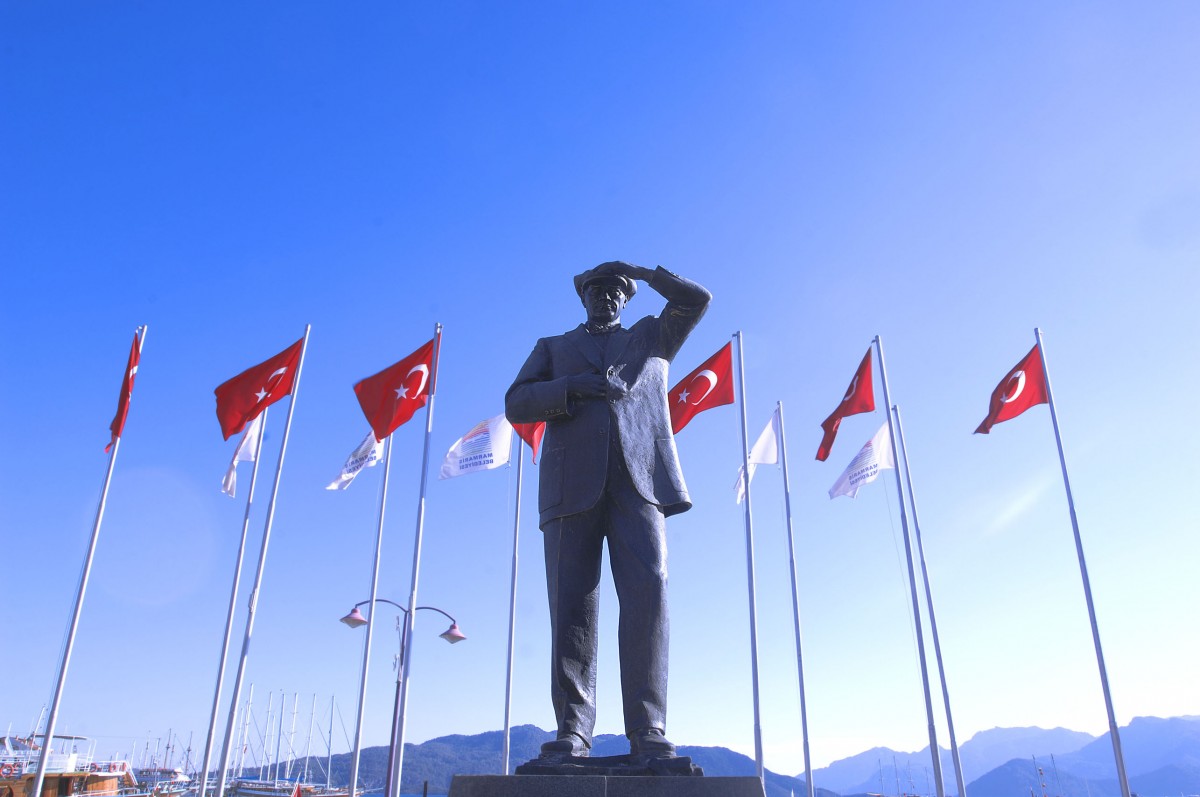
326, 432, 385, 491
829, 422, 894, 500
440, 414, 513, 479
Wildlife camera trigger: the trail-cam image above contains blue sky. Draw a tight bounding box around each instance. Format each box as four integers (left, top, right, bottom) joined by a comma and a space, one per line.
3, 0, 1198, 783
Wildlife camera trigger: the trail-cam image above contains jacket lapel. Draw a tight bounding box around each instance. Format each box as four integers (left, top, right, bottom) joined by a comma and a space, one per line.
564, 325, 605, 371
605, 327, 633, 366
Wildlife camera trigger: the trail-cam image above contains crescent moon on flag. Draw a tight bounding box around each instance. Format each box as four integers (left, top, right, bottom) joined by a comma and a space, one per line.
1001, 370, 1026, 403
269, 367, 288, 380
843, 375, 858, 403
406, 364, 430, 398
689, 370, 719, 404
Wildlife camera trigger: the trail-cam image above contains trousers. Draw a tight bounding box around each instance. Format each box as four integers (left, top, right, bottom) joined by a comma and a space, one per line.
541, 444, 669, 744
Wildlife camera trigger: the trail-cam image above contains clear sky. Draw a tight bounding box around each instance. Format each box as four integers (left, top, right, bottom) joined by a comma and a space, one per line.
3, 0, 1198, 783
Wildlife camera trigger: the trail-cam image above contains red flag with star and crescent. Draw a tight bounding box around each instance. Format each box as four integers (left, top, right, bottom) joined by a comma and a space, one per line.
355, 339, 436, 441
512, 421, 546, 463
816, 347, 875, 461
214, 337, 304, 440
669, 342, 735, 434
975, 344, 1048, 434
105, 330, 142, 452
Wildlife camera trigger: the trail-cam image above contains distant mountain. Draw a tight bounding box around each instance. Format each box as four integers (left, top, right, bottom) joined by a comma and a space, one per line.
963, 716, 1200, 797
966, 757, 1118, 797
398, 727, 835, 797
276, 716, 1200, 797
957, 727, 1097, 779
814, 727, 1095, 796
1055, 716, 1200, 779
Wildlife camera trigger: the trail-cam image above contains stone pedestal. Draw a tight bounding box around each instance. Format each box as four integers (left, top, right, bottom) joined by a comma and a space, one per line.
447, 775, 766, 797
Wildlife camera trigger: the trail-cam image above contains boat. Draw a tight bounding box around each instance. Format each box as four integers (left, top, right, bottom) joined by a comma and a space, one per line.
133, 767, 191, 797
227, 780, 347, 797
0, 734, 137, 797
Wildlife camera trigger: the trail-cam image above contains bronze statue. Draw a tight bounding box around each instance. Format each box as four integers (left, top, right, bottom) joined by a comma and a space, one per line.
505, 261, 711, 761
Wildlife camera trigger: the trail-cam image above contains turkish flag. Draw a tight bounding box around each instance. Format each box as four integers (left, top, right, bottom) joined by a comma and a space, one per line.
975, 345, 1048, 434
669, 342, 735, 433
106, 331, 142, 452
513, 421, 546, 463
214, 337, 304, 440
816, 347, 875, 461
355, 339, 436, 441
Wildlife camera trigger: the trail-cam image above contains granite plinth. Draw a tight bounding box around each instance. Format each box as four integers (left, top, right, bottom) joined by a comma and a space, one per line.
514, 753, 701, 777
447, 774, 766, 797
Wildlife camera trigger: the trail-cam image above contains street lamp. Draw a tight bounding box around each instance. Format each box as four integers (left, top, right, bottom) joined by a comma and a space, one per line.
340, 598, 465, 797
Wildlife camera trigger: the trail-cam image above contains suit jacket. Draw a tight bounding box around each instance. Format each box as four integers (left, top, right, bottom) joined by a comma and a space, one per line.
505, 267, 711, 528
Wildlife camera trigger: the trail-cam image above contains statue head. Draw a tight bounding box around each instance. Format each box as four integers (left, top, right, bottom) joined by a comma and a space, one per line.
574, 262, 637, 327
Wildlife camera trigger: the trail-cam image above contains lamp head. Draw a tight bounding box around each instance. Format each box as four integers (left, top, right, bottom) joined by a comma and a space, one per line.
339, 607, 368, 628
439, 623, 466, 644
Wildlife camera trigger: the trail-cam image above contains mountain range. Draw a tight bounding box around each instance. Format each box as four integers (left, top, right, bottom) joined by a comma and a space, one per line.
282, 715, 1200, 797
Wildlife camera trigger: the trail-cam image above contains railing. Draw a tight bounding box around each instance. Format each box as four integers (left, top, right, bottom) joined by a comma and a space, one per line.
0, 751, 132, 776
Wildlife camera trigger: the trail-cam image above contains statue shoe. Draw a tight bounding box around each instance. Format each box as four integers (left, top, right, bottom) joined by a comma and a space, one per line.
539, 732, 590, 759
629, 728, 676, 758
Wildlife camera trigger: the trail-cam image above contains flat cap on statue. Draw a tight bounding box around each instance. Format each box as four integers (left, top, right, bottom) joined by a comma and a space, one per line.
573, 261, 638, 300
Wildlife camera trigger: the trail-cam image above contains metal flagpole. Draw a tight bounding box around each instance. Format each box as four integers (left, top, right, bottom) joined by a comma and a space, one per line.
198, 411, 268, 797
348, 433, 394, 797
1034, 328, 1131, 797
390, 322, 444, 796
733, 331, 765, 782
215, 324, 312, 797
892, 404, 966, 797
29, 325, 146, 797
775, 402, 815, 797
873, 335, 946, 797
502, 429, 524, 775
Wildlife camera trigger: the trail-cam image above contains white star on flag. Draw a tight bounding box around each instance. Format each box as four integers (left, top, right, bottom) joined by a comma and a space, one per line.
677, 389, 690, 404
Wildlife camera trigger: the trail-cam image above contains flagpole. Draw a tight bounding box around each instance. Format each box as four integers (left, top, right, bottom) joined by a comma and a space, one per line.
197, 411, 268, 797
502, 430, 523, 775
892, 404, 966, 797
733, 330, 765, 782
775, 402, 815, 797
873, 335, 945, 797
1034, 328, 1131, 797
348, 433, 394, 797
29, 326, 147, 797
215, 325, 311, 797
389, 322, 443, 796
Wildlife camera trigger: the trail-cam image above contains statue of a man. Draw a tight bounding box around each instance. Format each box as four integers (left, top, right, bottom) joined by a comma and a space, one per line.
505, 261, 711, 760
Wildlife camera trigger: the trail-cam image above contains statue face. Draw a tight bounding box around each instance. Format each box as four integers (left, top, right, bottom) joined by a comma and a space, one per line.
583, 282, 627, 325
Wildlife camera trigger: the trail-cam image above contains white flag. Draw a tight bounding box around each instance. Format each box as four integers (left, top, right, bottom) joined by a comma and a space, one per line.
222, 414, 263, 498
734, 408, 780, 504
439, 414, 513, 479
326, 431, 385, 491
829, 422, 894, 499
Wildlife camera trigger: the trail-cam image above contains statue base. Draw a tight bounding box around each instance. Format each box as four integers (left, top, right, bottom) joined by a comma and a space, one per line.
515, 752, 702, 777
448, 772, 766, 797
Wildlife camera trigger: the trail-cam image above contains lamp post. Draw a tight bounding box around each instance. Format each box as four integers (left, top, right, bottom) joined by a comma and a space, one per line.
340, 598, 465, 797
